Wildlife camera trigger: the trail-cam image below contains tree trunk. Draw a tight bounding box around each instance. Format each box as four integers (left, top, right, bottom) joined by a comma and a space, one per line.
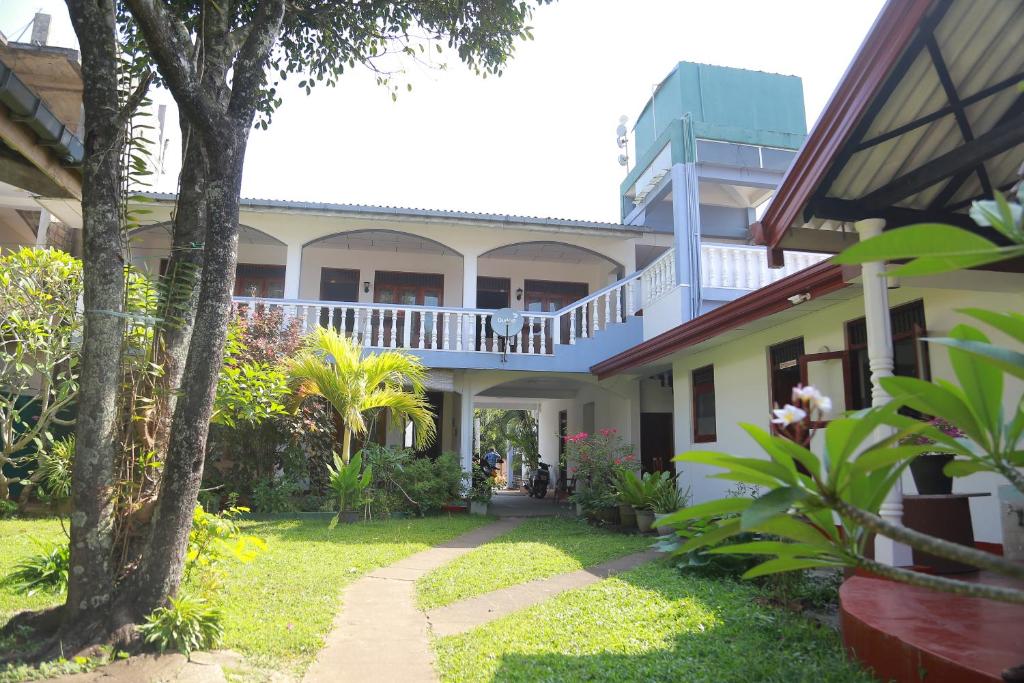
62, 0, 125, 629
342, 425, 353, 465
145, 126, 207, 486
130, 137, 245, 614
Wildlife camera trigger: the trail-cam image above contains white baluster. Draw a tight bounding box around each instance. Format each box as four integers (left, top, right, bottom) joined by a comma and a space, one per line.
442, 312, 450, 350
455, 313, 463, 351
615, 286, 623, 322
604, 293, 611, 327
569, 307, 577, 345
540, 316, 548, 353
430, 312, 438, 349
624, 281, 634, 317
527, 316, 535, 354
402, 309, 412, 347
705, 246, 716, 287
592, 300, 600, 334
580, 301, 588, 338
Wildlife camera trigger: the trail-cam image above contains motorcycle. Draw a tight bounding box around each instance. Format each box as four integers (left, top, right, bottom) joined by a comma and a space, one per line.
525, 462, 550, 498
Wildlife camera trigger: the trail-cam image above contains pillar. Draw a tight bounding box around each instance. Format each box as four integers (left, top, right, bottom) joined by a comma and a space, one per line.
462, 251, 479, 346
856, 218, 913, 567
34, 210, 51, 247
459, 389, 475, 474
283, 241, 302, 300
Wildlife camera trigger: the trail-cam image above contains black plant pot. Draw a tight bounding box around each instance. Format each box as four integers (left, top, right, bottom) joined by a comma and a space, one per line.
909, 453, 954, 495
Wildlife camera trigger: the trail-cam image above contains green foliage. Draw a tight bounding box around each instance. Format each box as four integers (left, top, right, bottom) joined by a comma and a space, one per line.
476, 409, 539, 470
251, 477, 302, 513
616, 470, 671, 510
186, 505, 266, 579
467, 463, 495, 503
214, 361, 289, 429
3, 540, 69, 596
326, 451, 372, 527
0, 500, 16, 518
567, 429, 637, 513
39, 436, 75, 501
286, 328, 435, 464
650, 476, 689, 514
399, 452, 466, 514
669, 192, 1024, 603
0, 248, 82, 500
139, 592, 224, 656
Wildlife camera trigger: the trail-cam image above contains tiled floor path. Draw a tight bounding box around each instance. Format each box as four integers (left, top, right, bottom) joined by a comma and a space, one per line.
302, 517, 658, 683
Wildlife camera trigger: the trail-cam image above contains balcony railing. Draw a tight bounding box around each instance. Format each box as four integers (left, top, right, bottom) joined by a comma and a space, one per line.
701, 243, 828, 290
231, 245, 826, 357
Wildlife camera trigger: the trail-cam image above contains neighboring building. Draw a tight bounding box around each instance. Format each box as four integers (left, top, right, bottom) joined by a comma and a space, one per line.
0, 14, 83, 255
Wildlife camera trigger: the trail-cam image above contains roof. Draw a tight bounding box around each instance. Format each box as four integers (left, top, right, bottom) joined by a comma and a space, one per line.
142, 192, 651, 236
0, 40, 82, 133
591, 259, 854, 379
751, 0, 1024, 253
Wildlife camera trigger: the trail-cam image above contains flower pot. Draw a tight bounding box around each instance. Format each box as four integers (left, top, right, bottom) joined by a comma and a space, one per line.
469, 501, 489, 516
999, 485, 1024, 561
653, 512, 674, 536
618, 503, 637, 528
909, 453, 954, 494
635, 508, 655, 533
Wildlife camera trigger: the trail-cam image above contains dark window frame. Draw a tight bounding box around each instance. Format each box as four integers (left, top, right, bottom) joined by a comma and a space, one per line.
691, 364, 717, 443
845, 299, 930, 411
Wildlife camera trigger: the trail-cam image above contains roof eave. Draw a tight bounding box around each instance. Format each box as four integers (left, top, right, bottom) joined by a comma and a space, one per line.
590, 259, 854, 379
752, 0, 937, 249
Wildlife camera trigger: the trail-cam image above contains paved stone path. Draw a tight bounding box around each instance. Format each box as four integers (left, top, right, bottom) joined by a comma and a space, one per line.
425, 549, 660, 637
302, 517, 524, 683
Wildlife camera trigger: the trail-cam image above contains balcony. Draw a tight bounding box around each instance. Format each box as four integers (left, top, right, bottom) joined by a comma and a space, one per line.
230, 245, 825, 370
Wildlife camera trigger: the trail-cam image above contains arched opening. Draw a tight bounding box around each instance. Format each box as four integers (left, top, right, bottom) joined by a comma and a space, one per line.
129, 223, 288, 297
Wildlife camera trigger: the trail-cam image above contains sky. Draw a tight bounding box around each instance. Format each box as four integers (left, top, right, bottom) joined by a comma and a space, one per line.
1, 0, 885, 223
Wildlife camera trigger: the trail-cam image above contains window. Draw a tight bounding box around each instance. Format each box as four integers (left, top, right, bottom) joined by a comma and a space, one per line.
768, 338, 805, 411
846, 300, 929, 410
691, 365, 716, 442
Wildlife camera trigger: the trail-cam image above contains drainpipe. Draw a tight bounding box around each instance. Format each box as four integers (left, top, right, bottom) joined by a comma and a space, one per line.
856, 217, 913, 567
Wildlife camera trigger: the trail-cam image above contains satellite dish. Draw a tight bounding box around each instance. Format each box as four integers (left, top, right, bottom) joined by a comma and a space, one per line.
618, 114, 628, 124
617, 154, 628, 166
615, 124, 627, 137
490, 307, 524, 338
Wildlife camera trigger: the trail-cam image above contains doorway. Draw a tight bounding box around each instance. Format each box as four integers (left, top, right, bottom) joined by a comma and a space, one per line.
374, 271, 444, 348
319, 268, 359, 332
768, 338, 805, 413
640, 413, 673, 474
233, 264, 285, 298
523, 279, 588, 350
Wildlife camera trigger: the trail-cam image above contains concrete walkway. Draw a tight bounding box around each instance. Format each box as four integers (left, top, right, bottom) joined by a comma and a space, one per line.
488, 490, 574, 518
425, 549, 660, 637
302, 517, 524, 683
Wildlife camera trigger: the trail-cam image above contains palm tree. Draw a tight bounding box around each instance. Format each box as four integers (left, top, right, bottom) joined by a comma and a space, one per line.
285, 327, 436, 464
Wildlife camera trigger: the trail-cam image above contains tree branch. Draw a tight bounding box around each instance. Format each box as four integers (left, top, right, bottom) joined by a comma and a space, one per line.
857, 557, 1024, 604
115, 70, 154, 131
228, 0, 286, 121
831, 495, 1024, 580
124, 0, 221, 129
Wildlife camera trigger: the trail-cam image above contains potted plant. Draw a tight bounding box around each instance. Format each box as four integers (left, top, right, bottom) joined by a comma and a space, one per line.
614, 470, 641, 528
651, 476, 689, 535
325, 451, 372, 527
468, 463, 494, 515
564, 429, 638, 526
901, 417, 965, 494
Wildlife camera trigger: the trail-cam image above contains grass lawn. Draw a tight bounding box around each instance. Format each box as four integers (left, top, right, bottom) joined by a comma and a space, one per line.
416, 517, 652, 610
0, 517, 65, 625
1, 514, 491, 677
433, 561, 872, 683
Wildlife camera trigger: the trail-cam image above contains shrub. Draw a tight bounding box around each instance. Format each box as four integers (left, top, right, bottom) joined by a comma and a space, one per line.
4, 540, 69, 595
568, 428, 637, 511
326, 451, 373, 527
250, 477, 302, 513
468, 463, 495, 503
39, 436, 75, 501
398, 452, 464, 514
0, 500, 17, 518
139, 592, 224, 655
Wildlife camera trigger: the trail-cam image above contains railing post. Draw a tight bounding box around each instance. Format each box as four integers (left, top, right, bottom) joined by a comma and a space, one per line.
569, 308, 576, 345
442, 312, 451, 351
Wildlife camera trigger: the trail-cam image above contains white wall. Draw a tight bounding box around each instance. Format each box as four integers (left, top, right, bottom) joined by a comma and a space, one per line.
670, 281, 1024, 544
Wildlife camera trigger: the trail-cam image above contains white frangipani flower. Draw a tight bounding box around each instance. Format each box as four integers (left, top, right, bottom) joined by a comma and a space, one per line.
771, 404, 807, 426
792, 385, 832, 414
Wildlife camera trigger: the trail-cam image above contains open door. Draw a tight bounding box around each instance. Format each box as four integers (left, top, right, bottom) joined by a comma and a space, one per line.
798, 351, 852, 427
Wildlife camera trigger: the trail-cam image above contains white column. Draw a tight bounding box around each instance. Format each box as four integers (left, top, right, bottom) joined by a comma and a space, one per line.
34, 210, 51, 247
856, 218, 913, 567
459, 389, 475, 475
670, 162, 701, 321
461, 251, 479, 349
283, 241, 302, 300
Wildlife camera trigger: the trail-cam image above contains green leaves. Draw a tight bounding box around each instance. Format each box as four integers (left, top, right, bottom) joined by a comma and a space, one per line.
741, 487, 808, 530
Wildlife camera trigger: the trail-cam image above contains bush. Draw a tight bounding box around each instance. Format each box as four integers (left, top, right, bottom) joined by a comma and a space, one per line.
398, 452, 464, 514
250, 477, 302, 513
4, 540, 69, 595
0, 500, 17, 518
139, 592, 224, 655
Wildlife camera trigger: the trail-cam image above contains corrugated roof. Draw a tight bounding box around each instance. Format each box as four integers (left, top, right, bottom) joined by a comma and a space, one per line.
142, 192, 649, 235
